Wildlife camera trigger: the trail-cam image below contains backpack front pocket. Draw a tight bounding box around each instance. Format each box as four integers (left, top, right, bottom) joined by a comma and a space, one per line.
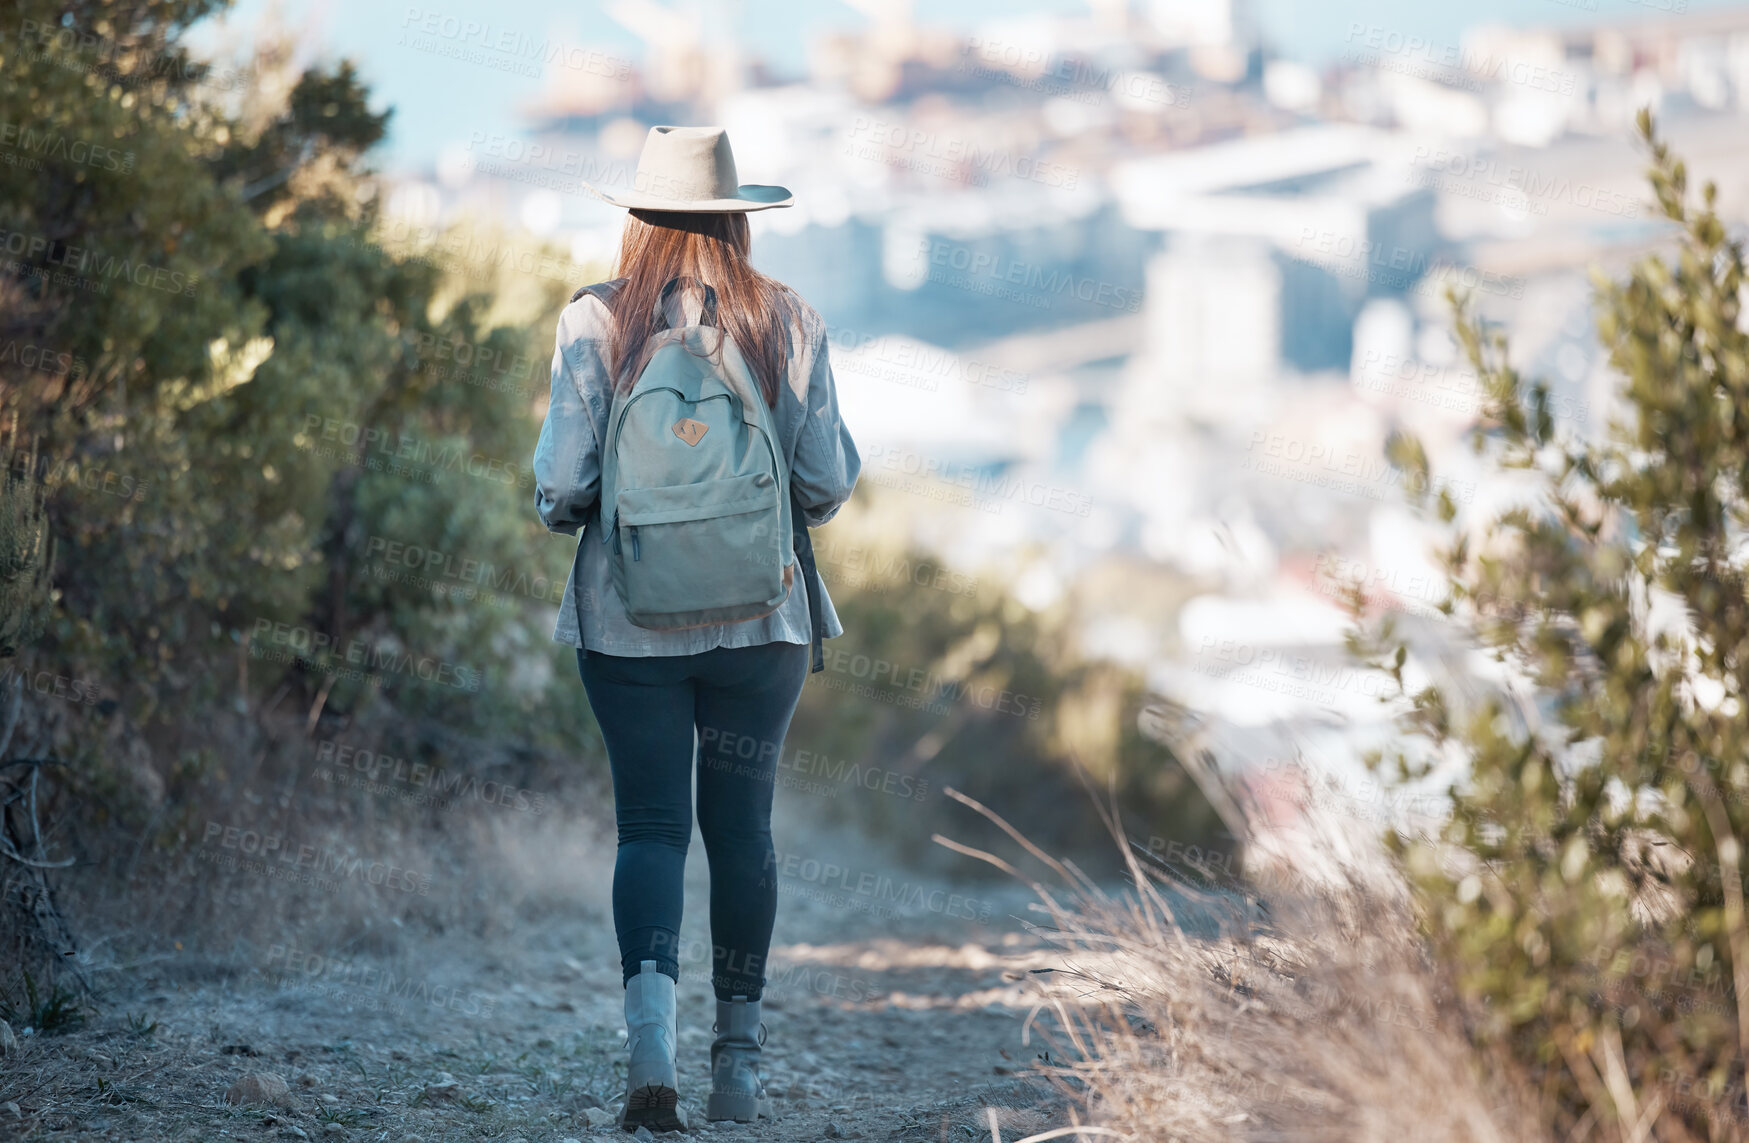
613, 471, 787, 622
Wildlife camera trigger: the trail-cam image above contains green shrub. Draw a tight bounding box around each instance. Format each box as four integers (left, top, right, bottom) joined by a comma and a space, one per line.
789, 493, 1225, 874
1353, 112, 1749, 1136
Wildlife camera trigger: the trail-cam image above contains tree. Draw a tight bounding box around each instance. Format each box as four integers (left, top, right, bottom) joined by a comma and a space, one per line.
0, 0, 587, 997
1354, 112, 1749, 1137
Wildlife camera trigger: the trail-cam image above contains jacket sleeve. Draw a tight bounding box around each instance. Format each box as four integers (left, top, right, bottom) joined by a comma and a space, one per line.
790, 308, 861, 529
532, 305, 604, 536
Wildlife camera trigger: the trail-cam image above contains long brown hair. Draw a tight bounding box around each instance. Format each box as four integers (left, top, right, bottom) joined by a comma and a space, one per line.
605, 210, 799, 407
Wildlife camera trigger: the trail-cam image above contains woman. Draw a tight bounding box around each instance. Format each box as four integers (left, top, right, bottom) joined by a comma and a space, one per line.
531, 125, 859, 1132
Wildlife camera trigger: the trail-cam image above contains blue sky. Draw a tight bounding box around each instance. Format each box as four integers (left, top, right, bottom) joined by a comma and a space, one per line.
192, 0, 1749, 169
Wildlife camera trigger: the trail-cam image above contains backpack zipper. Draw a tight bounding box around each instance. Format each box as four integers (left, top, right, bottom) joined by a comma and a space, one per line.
607, 388, 726, 458
604, 387, 730, 539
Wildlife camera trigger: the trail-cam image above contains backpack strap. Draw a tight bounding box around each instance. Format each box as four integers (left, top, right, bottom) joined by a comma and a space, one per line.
655, 276, 718, 330
790, 489, 826, 673
570, 278, 626, 307
571, 279, 622, 538
574, 277, 724, 327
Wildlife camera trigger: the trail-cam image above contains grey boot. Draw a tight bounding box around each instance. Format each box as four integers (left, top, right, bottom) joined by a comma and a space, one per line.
620, 960, 682, 1133
706, 995, 771, 1123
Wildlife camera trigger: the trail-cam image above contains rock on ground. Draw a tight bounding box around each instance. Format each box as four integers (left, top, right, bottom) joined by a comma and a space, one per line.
225, 1071, 292, 1108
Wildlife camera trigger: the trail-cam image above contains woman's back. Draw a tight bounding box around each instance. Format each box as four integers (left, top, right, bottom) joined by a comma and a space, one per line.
533, 218, 860, 656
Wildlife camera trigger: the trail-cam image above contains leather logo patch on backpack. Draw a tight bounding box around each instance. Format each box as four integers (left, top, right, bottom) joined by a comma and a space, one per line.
671, 418, 708, 446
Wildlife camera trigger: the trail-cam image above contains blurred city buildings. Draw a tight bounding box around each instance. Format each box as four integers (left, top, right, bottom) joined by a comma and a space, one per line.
396, 0, 1749, 803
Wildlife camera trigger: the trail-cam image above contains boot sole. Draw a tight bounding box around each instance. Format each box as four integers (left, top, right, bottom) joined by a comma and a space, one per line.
705, 1091, 770, 1123
621, 1082, 683, 1133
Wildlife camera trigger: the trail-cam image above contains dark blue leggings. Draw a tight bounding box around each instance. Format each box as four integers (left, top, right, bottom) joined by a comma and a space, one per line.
577, 640, 809, 1000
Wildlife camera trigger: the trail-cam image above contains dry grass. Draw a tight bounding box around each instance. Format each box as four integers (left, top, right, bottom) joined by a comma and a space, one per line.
20, 691, 611, 974
936, 778, 1548, 1143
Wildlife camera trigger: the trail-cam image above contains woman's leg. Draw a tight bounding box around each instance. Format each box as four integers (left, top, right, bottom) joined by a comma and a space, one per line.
691, 640, 810, 1001
577, 648, 697, 985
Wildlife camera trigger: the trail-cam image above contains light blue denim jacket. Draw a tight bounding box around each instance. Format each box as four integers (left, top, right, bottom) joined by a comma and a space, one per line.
532, 280, 860, 654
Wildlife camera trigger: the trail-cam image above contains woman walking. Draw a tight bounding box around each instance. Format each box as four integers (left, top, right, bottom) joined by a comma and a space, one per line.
532, 125, 860, 1132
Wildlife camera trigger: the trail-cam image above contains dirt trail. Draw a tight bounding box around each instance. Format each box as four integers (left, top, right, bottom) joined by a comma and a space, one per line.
0, 809, 1085, 1142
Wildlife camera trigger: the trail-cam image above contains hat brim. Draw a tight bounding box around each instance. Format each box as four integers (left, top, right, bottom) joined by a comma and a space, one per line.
583, 182, 793, 212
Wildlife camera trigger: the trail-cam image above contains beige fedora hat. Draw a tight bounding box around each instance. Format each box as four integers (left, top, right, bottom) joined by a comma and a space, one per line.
584, 125, 793, 213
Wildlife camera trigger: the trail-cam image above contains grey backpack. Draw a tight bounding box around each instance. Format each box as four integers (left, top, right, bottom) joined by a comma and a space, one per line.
573, 278, 825, 668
